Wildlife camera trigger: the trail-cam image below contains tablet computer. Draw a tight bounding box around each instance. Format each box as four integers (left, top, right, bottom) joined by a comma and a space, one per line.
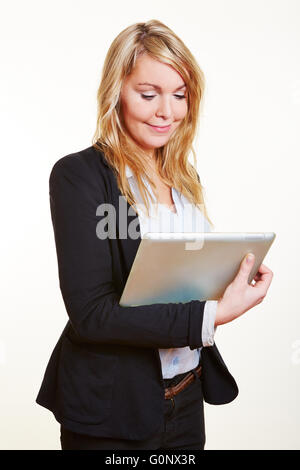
119, 232, 276, 306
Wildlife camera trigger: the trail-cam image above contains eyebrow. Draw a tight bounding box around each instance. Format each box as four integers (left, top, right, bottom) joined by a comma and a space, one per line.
137, 82, 186, 91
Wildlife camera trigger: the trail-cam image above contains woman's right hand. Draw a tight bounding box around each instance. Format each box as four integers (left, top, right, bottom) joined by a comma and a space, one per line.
215, 253, 273, 327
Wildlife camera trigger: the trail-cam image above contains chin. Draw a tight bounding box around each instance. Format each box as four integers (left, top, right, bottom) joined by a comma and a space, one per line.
144, 138, 169, 147
143, 143, 168, 152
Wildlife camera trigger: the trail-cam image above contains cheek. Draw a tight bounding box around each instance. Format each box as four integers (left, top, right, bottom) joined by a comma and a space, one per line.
132, 104, 154, 123
123, 95, 152, 122
176, 101, 188, 120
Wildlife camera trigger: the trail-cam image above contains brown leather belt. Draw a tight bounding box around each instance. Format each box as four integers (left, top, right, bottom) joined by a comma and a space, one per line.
164, 365, 202, 400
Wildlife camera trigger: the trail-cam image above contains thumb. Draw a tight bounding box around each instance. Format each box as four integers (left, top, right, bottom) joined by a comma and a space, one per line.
235, 253, 255, 283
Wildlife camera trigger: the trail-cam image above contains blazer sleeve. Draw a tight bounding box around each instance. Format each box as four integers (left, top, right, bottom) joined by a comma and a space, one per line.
49, 154, 206, 349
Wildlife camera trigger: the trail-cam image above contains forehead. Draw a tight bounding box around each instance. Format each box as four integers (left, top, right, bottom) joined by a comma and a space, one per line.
126, 53, 186, 89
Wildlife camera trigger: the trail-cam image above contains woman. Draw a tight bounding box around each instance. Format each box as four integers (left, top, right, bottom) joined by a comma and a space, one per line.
36, 20, 273, 450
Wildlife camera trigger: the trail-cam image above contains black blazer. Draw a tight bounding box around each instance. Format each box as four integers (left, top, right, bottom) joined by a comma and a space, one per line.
36, 145, 238, 440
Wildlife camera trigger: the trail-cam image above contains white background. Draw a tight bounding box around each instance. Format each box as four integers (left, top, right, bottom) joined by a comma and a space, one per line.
0, 0, 299, 450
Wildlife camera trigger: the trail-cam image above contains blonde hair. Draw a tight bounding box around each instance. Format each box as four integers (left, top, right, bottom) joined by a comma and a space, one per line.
92, 19, 213, 227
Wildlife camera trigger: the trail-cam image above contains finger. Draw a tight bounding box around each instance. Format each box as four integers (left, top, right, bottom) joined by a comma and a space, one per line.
253, 265, 270, 281
253, 269, 273, 293
256, 263, 272, 275
236, 253, 255, 283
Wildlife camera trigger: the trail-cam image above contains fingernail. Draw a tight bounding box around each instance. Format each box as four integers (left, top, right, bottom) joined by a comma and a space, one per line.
246, 253, 254, 263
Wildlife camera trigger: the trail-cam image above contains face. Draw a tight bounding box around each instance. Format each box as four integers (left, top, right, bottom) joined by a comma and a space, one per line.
119, 53, 188, 157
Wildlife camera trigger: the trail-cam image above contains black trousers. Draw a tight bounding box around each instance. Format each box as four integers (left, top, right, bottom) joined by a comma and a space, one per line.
60, 365, 205, 450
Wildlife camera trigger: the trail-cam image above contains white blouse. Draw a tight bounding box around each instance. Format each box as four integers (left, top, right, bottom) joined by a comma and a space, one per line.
125, 164, 217, 379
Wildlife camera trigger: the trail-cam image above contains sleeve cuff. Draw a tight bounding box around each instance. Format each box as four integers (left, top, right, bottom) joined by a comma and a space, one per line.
201, 300, 218, 347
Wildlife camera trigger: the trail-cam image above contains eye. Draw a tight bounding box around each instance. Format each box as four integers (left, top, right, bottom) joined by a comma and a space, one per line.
141, 94, 156, 100
140, 94, 186, 100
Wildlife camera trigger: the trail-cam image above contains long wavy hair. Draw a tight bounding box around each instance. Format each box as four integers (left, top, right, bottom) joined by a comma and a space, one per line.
92, 19, 213, 227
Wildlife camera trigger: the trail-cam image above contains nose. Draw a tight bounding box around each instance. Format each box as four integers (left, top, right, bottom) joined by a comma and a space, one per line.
155, 96, 172, 120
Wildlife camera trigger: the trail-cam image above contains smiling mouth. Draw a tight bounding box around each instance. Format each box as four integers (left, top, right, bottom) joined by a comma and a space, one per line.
146, 123, 172, 132
147, 124, 171, 128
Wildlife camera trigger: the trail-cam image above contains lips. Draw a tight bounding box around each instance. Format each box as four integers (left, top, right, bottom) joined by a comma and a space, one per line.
146, 123, 171, 132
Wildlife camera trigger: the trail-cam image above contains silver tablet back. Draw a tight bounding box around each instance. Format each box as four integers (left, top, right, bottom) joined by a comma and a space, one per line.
119, 232, 276, 306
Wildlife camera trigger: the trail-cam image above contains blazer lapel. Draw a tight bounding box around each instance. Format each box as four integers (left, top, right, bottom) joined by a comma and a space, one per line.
99, 151, 142, 272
